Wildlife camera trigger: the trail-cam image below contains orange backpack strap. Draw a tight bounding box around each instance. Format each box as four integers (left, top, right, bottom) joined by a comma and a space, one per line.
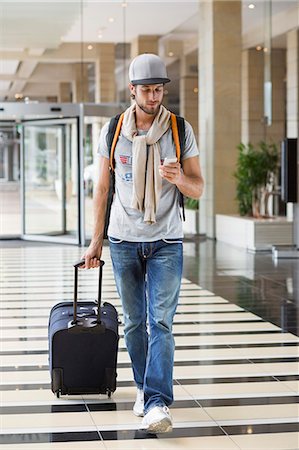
170, 113, 181, 162
109, 113, 124, 170
170, 112, 186, 221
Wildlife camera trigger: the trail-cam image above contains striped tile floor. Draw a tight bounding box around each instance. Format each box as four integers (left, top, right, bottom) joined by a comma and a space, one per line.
0, 245, 299, 449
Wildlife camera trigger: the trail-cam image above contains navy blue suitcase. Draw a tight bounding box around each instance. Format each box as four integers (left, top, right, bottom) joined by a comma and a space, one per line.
48, 260, 119, 398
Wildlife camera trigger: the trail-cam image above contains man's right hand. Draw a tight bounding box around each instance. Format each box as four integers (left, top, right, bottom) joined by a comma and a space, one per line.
81, 240, 103, 269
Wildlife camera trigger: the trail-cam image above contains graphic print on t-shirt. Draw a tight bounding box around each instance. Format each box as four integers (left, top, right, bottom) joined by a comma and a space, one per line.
119, 154, 132, 165
119, 154, 132, 183
122, 172, 132, 182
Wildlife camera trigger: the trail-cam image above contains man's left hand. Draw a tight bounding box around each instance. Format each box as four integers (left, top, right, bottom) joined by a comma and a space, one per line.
159, 162, 182, 185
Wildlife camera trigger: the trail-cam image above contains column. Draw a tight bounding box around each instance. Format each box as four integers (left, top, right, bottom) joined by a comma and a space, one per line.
199, 0, 242, 237
72, 63, 89, 103
287, 30, 299, 139
59, 82, 72, 103
180, 52, 198, 139
242, 48, 286, 145
94, 43, 116, 103
130, 35, 160, 58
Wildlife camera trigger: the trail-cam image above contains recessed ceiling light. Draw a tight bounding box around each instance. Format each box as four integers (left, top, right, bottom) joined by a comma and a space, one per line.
98, 33, 103, 39
168, 52, 174, 57
248, 3, 255, 9
108, 17, 114, 23
87, 45, 93, 50
256, 45, 262, 51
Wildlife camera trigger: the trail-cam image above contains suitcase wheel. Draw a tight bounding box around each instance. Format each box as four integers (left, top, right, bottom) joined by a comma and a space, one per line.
52, 369, 63, 398
107, 390, 112, 398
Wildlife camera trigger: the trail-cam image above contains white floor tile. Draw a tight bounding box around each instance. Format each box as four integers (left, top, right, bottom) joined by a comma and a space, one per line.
103, 436, 240, 450
231, 432, 299, 449
181, 380, 299, 399
0, 443, 105, 450
1, 411, 97, 432
205, 403, 299, 423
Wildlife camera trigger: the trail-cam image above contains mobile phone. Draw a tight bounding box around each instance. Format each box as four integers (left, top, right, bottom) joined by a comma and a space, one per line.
163, 157, 177, 166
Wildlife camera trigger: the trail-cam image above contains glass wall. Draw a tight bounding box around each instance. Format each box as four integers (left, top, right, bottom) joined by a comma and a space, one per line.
22, 119, 78, 242
0, 122, 20, 236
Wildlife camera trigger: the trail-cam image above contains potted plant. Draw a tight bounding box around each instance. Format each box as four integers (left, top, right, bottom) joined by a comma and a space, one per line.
215, 141, 292, 250
183, 197, 199, 234
234, 141, 279, 218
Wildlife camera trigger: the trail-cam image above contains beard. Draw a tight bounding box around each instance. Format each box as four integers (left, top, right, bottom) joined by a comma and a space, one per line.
135, 98, 161, 115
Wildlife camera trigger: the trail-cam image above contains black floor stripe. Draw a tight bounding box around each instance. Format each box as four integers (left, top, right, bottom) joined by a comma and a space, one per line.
1, 326, 48, 330
0, 350, 50, 356
0, 320, 265, 330
228, 343, 299, 348
3, 337, 49, 342
1, 400, 199, 415
0, 310, 248, 319
0, 302, 230, 310
0, 431, 102, 445
1, 289, 205, 296
222, 422, 299, 435
0, 366, 51, 372
249, 357, 299, 363
2, 375, 299, 391
276, 375, 299, 381
197, 396, 299, 407
1, 330, 287, 343
100, 427, 224, 440
2, 357, 298, 372
1, 404, 88, 414
175, 357, 299, 365
175, 375, 299, 385
1, 343, 298, 356
0, 427, 226, 445
1, 290, 115, 295
101, 423, 299, 440
2, 396, 299, 416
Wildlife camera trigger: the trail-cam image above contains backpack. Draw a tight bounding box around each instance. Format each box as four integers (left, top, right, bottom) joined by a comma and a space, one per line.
104, 112, 186, 238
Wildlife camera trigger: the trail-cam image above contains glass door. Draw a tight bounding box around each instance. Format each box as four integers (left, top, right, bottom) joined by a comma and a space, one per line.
21, 118, 80, 244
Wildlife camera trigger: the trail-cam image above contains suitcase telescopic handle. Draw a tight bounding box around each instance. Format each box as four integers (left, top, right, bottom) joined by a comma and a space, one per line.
73, 259, 105, 324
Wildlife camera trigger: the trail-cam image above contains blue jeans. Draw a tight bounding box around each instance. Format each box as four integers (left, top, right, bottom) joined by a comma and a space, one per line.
108, 237, 183, 414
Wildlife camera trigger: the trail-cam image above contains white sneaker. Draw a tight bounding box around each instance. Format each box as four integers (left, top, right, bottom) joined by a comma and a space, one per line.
133, 388, 144, 417
140, 406, 173, 433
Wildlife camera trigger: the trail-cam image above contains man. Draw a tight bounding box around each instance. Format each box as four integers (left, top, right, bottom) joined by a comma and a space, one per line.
82, 53, 204, 433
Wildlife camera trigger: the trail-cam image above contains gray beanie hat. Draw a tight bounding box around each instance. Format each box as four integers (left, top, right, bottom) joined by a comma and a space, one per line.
129, 53, 170, 85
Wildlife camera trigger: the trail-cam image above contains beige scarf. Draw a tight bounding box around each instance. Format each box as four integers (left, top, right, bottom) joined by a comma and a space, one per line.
122, 104, 171, 224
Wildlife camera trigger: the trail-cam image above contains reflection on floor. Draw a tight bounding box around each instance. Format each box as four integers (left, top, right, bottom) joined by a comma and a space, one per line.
0, 240, 298, 449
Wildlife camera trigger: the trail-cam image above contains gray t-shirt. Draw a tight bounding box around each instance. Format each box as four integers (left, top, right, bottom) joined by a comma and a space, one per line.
98, 118, 199, 242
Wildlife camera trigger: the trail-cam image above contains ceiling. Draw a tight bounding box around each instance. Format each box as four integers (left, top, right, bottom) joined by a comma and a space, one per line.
0, 1, 199, 50
0, 1, 297, 49
0, 0, 298, 101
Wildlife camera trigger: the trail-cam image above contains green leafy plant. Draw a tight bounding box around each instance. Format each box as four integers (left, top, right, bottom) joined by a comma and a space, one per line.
184, 197, 199, 210
234, 141, 279, 217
